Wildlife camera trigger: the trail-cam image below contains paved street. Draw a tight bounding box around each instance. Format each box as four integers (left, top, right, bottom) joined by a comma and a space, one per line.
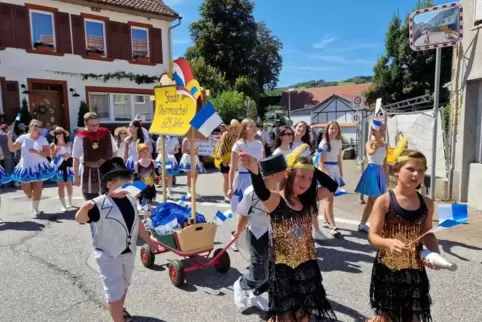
1, 161, 481, 322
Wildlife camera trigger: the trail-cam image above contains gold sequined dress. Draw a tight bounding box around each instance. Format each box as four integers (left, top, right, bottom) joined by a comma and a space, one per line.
268, 198, 336, 321
370, 190, 432, 322
137, 160, 157, 203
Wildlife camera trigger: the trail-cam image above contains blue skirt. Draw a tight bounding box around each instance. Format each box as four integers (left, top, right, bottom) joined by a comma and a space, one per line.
125, 157, 136, 170
0, 165, 11, 184
156, 160, 179, 176
51, 168, 74, 182
11, 160, 56, 183
355, 163, 387, 198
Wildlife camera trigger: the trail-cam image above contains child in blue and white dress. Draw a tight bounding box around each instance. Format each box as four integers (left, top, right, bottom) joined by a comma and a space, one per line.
124, 121, 146, 170
50, 127, 74, 212
355, 119, 387, 233
179, 137, 204, 198
156, 135, 179, 199
317, 121, 344, 238
7, 119, 56, 215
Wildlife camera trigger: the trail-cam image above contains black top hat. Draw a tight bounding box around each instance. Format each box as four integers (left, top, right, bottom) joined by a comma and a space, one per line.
100, 157, 133, 193
260, 154, 287, 177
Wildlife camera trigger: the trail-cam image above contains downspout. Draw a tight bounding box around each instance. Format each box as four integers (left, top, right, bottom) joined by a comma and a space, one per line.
448, 44, 460, 200
168, 17, 182, 64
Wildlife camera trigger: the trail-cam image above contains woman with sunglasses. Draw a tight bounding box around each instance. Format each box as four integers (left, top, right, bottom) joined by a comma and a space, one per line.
7, 119, 55, 215
272, 126, 294, 160
50, 127, 74, 212
114, 127, 128, 162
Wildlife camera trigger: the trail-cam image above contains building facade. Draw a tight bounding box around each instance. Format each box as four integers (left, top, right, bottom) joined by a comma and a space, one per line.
0, 0, 180, 130
450, 0, 482, 209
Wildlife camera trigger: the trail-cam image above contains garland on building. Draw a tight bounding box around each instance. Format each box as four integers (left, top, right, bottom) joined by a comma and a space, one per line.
54, 71, 159, 84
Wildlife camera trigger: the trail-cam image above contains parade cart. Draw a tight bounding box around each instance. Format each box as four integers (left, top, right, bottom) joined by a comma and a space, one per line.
140, 58, 233, 287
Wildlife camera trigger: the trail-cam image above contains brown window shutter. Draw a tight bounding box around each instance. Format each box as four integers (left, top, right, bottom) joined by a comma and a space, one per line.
71, 14, 85, 55
108, 21, 122, 59
120, 23, 131, 61
55, 12, 72, 54
4, 81, 20, 123
0, 3, 15, 48
13, 5, 29, 49
150, 28, 163, 64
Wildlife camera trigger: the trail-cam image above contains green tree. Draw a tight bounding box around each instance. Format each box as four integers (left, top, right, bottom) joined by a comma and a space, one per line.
189, 0, 258, 85
364, 0, 452, 105
211, 90, 246, 122
249, 23, 283, 92
19, 98, 32, 125
190, 58, 229, 97
77, 101, 89, 127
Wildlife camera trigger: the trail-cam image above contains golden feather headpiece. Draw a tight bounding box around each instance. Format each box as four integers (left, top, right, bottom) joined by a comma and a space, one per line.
286, 144, 315, 171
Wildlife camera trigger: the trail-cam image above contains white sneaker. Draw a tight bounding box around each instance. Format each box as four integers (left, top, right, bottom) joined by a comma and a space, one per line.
247, 292, 269, 312
233, 278, 249, 310
322, 222, 330, 228
330, 227, 341, 237
358, 222, 369, 233
60, 206, 67, 212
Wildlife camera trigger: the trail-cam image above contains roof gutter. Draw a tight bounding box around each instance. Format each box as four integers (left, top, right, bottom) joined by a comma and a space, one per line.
168, 17, 182, 63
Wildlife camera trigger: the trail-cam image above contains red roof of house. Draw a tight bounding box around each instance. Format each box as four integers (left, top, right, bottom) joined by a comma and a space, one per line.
80, 0, 179, 18
280, 83, 372, 111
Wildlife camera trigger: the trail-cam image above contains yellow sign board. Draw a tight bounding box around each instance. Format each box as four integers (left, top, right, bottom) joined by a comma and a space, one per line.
149, 85, 197, 136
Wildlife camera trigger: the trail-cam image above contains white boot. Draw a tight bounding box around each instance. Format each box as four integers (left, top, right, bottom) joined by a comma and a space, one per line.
59, 198, 67, 212
233, 278, 249, 310
67, 195, 73, 209
32, 200, 40, 215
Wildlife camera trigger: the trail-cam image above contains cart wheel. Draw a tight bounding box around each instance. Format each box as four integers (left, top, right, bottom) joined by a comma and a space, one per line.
168, 260, 185, 287
213, 248, 231, 274
140, 244, 155, 268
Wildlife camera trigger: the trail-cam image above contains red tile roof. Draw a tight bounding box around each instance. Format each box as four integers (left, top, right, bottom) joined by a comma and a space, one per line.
280, 83, 372, 111
80, 0, 179, 18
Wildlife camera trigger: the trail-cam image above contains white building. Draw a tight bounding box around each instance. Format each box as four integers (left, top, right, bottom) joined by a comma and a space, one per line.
450, 0, 482, 210
0, 0, 180, 130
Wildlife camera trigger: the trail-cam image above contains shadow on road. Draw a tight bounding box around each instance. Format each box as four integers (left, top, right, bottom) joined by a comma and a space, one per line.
439, 239, 482, 262
35, 209, 77, 222
131, 317, 166, 322
330, 299, 368, 321
0, 220, 45, 231
185, 266, 243, 294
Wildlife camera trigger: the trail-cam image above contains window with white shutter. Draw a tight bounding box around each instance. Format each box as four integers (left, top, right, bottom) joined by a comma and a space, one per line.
475, 0, 482, 26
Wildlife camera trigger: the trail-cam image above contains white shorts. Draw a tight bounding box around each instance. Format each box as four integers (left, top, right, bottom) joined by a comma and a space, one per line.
95, 251, 135, 302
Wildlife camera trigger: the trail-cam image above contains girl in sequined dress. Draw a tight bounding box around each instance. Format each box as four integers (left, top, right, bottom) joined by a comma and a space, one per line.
134, 143, 158, 206
368, 151, 440, 322
240, 144, 339, 322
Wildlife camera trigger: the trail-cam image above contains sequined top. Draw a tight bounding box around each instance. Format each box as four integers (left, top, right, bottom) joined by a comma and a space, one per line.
269, 197, 316, 269
138, 161, 156, 187
377, 190, 428, 271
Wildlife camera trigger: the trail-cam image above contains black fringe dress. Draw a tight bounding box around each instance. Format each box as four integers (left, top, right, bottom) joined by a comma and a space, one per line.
268, 198, 336, 322
370, 190, 432, 322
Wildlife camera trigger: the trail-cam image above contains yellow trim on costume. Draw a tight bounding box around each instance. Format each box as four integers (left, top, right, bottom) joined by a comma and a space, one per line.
286, 143, 314, 171
397, 156, 426, 165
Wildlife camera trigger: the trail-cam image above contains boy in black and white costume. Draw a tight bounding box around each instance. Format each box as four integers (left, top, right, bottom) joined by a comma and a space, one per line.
75, 157, 156, 322
232, 154, 287, 311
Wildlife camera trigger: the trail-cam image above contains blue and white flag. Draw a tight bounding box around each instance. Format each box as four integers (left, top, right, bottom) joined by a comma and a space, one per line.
189, 102, 222, 137
15, 112, 21, 122
334, 188, 350, 197
429, 203, 469, 233
214, 210, 233, 226
371, 119, 382, 131
115, 180, 148, 196
312, 147, 327, 166
53, 154, 64, 168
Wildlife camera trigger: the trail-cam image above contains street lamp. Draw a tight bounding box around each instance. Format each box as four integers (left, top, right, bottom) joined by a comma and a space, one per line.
288, 88, 295, 122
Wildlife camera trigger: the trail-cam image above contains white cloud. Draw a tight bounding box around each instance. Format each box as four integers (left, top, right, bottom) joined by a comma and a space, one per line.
313, 36, 337, 49
325, 43, 380, 53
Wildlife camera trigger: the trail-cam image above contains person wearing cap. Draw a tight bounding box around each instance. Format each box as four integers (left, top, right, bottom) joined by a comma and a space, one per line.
232, 153, 287, 312
75, 157, 156, 322
354, 119, 387, 233
72, 112, 118, 201
49, 127, 74, 212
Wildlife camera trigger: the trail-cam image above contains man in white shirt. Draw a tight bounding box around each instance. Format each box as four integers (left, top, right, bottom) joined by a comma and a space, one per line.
72, 112, 118, 200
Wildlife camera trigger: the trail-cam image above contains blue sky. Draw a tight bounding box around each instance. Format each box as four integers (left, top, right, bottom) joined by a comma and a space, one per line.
164, 0, 448, 87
